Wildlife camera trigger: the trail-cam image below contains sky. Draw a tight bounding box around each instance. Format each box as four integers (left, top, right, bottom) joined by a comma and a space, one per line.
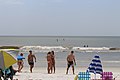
0, 0, 120, 36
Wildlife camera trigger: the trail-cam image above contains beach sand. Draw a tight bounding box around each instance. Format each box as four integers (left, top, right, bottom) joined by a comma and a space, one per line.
11, 66, 120, 80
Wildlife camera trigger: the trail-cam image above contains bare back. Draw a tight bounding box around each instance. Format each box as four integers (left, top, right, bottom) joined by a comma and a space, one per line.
47, 54, 52, 63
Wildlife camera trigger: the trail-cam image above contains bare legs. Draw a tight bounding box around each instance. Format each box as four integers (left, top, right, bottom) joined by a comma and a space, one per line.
72, 66, 75, 74
52, 64, 55, 73
53, 65, 55, 73
66, 66, 75, 74
30, 65, 34, 73
18, 61, 24, 72
47, 62, 52, 74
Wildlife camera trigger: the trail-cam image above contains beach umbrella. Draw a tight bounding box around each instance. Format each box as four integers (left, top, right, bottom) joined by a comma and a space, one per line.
87, 54, 103, 79
0, 50, 17, 70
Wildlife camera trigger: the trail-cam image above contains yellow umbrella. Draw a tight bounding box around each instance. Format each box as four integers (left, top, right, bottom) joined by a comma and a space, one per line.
0, 50, 17, 70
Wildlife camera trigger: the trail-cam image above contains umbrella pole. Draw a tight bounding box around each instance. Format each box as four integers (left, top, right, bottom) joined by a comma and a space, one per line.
95, 73, 96, 80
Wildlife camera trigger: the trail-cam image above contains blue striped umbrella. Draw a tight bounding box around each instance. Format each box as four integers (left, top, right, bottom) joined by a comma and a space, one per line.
87, 54, 103, 79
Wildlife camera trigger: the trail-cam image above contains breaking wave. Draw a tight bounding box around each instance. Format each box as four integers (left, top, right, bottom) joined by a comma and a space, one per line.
18, 46, 119, 53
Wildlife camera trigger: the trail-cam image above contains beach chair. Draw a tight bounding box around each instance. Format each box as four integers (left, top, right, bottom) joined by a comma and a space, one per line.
0, 68, 4, 80
78, 72, 91, 80
3, 66, 18, 80
101, 72, 113, 80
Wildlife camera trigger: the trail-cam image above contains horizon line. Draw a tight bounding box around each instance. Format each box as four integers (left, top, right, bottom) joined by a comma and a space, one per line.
0, 35, 120, 37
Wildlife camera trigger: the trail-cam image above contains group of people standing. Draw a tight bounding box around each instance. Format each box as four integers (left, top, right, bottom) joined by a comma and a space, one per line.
47, 51, 55, 74
0, 50, 76, 80
17, 50, 76, 75
46, 50, 76, 74
17, 50, 36, 73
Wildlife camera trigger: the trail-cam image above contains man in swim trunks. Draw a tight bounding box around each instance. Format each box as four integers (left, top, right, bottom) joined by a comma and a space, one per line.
28, 50, 36, 73
66, 51, 76, 74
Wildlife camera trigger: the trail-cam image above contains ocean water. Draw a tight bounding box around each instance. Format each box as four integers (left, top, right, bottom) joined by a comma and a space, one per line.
0, 36, 120, 69
0, 36, 120, 47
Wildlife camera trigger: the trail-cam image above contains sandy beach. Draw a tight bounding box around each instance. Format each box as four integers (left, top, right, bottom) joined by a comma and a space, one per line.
12, 66, 120, 80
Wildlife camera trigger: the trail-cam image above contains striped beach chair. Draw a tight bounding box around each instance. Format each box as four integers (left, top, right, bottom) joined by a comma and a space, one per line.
101, 72, 113, 80
78, 72, 91, 80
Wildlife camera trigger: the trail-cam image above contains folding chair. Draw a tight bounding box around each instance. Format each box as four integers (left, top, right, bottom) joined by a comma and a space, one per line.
78, 72, 91, 80
101, 72, 113, 80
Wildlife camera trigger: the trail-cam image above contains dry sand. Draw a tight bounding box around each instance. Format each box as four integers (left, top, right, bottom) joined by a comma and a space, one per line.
10, 66, 120, 80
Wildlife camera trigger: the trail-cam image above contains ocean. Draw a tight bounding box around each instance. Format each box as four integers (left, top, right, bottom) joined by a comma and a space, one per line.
0, 36, 120, 69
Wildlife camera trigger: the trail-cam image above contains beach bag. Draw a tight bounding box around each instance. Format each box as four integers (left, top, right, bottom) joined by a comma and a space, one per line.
5, 68, 11, 75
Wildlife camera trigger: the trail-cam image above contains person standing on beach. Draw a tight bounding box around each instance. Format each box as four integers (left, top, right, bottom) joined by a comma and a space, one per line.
28, 50, 36, 73
17, 53, 25, 72
66, 51, 76, 74
51, 51, 55, 73
47, 52, 52, 74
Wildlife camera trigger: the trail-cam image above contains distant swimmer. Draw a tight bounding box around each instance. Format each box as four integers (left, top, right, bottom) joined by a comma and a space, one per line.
84, 45, 88, 47
56, 39, 58, 42
87, 45, 88, 47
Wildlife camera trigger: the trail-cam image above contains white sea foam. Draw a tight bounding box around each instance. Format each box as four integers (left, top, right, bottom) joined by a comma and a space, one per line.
72, 47, 109, 50
1, 46, 120, 53
18, 46, 118, 53
20, 46, 68, 52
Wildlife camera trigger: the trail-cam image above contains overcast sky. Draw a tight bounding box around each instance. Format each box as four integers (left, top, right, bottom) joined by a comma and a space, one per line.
0, 0, 120, 36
